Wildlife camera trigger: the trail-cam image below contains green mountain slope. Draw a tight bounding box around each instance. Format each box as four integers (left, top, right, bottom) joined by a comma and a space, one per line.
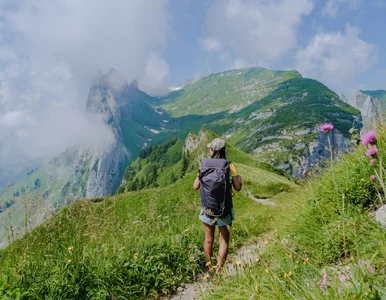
157, 69, 360, 177
118, 129, 290, 194
0, 131, 296, 299
158, 67, 302, 117
206, 78, 360, 175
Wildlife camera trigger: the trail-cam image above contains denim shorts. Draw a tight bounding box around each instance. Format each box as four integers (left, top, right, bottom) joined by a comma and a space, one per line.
199, 208, 235, 227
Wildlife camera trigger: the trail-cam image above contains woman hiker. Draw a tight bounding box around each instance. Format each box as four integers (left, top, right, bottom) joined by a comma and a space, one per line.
193, 138, 242, 273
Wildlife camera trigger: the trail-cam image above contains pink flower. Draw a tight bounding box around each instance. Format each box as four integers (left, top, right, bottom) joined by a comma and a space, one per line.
317, 274, 328, 290
369, 267, 375, 274
366, 148, 378, 157
362, 131, 377, 146
370, 175, 377, 182
339, 274, 346, 282
320, 123, 334, 133
370, 159, 377, 167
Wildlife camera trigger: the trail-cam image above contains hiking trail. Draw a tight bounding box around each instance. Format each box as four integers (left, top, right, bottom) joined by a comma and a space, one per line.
168, 232, 274, 300
246, 189, 277, 206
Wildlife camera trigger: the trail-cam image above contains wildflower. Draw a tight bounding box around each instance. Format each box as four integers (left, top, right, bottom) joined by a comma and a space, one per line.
68, 246, 73, 251
317, 274, 327, 290
369, 267, 375, 274
370, 175, 377, 182
320, 123, 334, 134
234, 260, 242, 266
255, 258, 260, 262
67, 259, 72, 263
265, 268, 269, 273
264, 240, 268, 244
370, 159, 377, 167
203, 273, 210, 279
206, 261, 211, 266
366, 148, 378, 157
133, 253, 138, 260
362, 131, 377, 146
339, 274, 346, 282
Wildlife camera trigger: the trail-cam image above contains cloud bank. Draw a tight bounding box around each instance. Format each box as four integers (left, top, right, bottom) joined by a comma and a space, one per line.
0, 0, 170, 184
201, 0, 313, 68
296, 24, 377, 93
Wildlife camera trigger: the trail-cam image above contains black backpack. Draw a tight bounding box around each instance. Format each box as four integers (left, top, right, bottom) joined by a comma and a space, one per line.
199, 158, 232, 218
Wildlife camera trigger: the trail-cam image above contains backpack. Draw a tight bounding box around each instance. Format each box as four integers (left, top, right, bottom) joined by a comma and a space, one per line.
199, 158, 232, 218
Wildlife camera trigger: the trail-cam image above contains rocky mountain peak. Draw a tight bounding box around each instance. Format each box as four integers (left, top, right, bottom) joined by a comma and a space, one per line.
349, 89, 386, 127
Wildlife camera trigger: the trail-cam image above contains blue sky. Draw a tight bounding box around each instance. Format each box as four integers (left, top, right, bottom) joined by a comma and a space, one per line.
164, 0, 385, 97
0, 0, 385, 178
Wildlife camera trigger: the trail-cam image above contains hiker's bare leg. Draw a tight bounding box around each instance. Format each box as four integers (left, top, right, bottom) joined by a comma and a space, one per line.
203, 223, 215, 267
217, 224, 231, 273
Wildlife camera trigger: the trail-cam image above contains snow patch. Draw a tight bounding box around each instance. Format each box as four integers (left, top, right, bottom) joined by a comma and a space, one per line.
144, 126, 160, 134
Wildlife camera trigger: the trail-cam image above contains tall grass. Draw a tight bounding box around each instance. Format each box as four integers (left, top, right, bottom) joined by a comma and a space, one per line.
205, 129, 386, 299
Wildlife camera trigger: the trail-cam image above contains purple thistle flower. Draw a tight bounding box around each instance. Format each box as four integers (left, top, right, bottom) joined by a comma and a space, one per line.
317, 274, 328, 290
339, 274, 346, 282
370, 175, 377, 182
369, 267, 375, 274
366, 148, 378, 158
362, 131, 377, 146
320, 123, 334, 134
370, 159, 377, 167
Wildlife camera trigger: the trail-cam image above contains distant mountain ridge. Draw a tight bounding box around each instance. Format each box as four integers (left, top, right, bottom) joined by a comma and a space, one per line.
158, 70, 361, 177
157, 67, 302, 116
0, 66, 365, 247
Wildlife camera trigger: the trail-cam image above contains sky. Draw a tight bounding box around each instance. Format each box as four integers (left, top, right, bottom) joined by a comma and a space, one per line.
0, 0, 385, 183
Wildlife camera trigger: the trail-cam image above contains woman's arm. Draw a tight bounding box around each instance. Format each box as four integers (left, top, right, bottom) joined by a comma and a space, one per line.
232, 175, 242, 191
193, 176, 200, 190
230, 163, 242, 191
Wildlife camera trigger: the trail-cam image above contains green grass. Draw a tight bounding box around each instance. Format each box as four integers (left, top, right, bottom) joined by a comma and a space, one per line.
204, 129, 386, 299
158, 67, 301, 117
0, 134, 295, 299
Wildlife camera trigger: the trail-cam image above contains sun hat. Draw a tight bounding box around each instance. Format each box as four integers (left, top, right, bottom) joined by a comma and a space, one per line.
207, 138, 226, 151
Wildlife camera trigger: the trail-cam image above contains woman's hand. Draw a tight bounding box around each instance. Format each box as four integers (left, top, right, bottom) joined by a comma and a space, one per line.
193, 176, 200, 190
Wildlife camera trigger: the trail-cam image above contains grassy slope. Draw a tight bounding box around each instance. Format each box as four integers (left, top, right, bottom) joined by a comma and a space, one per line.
0, 135, 296, 299
206, 130, 386, 299
158, 68, 301, 117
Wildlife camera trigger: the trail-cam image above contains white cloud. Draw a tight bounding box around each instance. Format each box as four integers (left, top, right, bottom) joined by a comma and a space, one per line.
200, 38, 223, 53
371, 0, 386, 8
322, 0, 363, 17
201, 0, 313, 68
138, 52, 170, 96
296, 24, 377, 93
0, 0, 170, 184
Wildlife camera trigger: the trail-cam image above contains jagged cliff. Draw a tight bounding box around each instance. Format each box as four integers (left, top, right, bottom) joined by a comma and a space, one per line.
349, 90, 386, 127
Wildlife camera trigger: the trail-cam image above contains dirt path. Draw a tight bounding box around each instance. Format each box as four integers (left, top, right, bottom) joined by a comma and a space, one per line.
169, 233, 273, 300
246, 189, 276, 206
169, 190, 276, 299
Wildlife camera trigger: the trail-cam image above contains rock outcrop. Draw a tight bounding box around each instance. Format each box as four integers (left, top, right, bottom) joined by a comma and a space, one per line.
349, 90, 386, 127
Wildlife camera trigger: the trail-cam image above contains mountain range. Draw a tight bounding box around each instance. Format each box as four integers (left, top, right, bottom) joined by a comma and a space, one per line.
0, 66, 381, 247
